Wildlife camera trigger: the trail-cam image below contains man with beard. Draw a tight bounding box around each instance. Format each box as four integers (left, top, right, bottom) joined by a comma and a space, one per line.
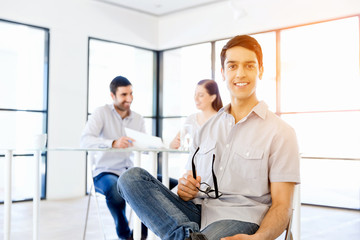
81, 76, 146, 240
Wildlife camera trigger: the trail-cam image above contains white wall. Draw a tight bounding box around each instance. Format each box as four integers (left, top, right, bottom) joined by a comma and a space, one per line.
1, 0, 360, 199
159, 0, 360, 49
0, 0, 158, 199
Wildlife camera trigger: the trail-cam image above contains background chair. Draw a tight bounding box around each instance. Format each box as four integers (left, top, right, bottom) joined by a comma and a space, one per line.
82, 156, 133, 240
83, 179, 107, 240
284, 184, 301, 240
284, 209, 293, 240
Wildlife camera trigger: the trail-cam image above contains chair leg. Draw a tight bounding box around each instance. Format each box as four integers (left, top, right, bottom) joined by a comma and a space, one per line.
127, 205, 133, 227
93, 185, 107, 240
83, 184, 93, 240
83, 183, 107, 240
284, 209, 294, 240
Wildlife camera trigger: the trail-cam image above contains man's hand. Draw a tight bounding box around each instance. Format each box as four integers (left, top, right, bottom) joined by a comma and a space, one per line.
177, 171, 201, 201
221, 234, 256, 240
112, 136, 135, 148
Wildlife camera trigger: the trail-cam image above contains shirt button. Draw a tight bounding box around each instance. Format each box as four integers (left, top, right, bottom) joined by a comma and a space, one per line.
226, 144, 229, 148
220, 167, 223, 171
246, 152, 250, 157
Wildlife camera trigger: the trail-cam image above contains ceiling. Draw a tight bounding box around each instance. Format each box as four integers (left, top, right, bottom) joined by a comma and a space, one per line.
96, 0, 229, 16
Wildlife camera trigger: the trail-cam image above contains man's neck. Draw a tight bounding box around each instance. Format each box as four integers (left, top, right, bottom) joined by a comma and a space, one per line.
114, 105, 130, 119
230, 97, 259, 123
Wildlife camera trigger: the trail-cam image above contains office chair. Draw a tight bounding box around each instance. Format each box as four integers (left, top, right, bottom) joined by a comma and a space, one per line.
283, 183, 301, 240
82, 157, 133, 240
284, 209, 294, 240
83, 179, 107, 240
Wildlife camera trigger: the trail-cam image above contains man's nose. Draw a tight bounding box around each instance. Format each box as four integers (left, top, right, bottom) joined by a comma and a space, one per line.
126, 95, 133, 102
236, 66, 245, 77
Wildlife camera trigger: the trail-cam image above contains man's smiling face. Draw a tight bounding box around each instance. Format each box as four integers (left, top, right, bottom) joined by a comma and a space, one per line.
221, 46, 263, 104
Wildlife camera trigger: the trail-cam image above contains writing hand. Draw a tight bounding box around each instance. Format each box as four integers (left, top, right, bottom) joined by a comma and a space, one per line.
112, 136, 135, 148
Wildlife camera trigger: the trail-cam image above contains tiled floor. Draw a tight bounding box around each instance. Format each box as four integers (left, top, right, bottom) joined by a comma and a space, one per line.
0, 196, 359, 240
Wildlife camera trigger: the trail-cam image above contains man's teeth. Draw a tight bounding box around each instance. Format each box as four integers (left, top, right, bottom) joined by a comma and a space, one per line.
235, 82, 247, 86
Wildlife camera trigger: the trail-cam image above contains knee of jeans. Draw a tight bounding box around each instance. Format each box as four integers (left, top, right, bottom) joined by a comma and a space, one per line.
117, 167, 143, 194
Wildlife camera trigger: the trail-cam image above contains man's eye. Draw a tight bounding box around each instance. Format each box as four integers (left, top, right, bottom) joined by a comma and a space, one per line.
246, 64, 255, 69
228, 65, 236, 70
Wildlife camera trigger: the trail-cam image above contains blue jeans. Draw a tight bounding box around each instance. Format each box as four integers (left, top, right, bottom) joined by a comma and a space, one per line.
94, 171, 178, 239
118, 167, 259, 240
94, 172, 132, 239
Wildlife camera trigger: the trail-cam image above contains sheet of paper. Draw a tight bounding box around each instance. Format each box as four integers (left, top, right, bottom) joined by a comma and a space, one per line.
125, 127, 165, 149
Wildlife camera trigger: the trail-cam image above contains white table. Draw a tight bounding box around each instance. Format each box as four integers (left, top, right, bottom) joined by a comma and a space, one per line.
2, 148, 304, 240
1, 147, 187, 240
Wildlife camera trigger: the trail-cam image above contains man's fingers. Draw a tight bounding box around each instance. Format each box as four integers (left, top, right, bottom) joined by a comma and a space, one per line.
221, 234, 250, 240
120, 137, 135, 148
126, 137, 135, 142
177, 187, 196, 201
179, 176, 199, 191
178, 181, 198, 195
182, 173, 201, 188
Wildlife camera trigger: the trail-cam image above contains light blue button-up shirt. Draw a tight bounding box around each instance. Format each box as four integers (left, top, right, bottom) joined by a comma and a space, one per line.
80, 104, 146, 177
186, 101, 300, 229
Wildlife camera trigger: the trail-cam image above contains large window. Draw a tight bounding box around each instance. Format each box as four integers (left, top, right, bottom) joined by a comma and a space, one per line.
280, 17, 360, 209
161, 43, 212, 178
161, 43, 212, 144
0, 20, 49, 201
86, 38, 157, 184
88, 38, 156, 134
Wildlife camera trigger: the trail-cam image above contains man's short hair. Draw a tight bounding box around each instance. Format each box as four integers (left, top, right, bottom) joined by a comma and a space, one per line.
110, 76, 132, 94
220, 35, 263, 70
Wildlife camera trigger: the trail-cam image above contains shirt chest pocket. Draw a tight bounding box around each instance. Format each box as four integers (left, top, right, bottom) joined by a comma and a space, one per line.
233, 147, 264, 179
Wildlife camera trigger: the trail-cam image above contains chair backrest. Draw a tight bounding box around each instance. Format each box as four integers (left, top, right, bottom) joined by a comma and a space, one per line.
284, 184, 301, 240
284, 210, 293, 240
83, 154, 133, 240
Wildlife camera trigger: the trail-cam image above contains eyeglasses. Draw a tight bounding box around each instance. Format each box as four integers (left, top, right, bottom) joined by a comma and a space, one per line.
192, 147, 223, 199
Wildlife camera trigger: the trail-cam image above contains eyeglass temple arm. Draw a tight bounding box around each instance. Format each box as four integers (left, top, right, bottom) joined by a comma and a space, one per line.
211, 154, 220, 198
192, 147, 200, 179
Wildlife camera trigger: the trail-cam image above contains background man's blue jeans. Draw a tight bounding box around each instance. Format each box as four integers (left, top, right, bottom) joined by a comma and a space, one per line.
94, 171, 178, 239
118, 167, 259, 240
94, 172, 133, 239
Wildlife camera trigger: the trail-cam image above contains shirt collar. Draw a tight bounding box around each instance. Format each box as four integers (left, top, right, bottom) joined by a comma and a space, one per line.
252, 101, 268, 120
110, 104, 133, 120
220, 101, 268, 120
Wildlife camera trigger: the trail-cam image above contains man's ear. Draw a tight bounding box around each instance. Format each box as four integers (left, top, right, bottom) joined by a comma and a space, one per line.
259, 66, 264, 80
110, 92, 115, 100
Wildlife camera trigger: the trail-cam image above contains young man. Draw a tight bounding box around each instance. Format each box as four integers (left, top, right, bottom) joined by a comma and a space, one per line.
81, 76, 146, 240
118, 35, 300, 240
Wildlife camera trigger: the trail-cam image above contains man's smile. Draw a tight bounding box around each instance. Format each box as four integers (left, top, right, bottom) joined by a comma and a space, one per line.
234, 82, 248, 87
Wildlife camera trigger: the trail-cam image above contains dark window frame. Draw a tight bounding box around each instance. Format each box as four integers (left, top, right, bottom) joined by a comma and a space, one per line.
0, 18, 50, 203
